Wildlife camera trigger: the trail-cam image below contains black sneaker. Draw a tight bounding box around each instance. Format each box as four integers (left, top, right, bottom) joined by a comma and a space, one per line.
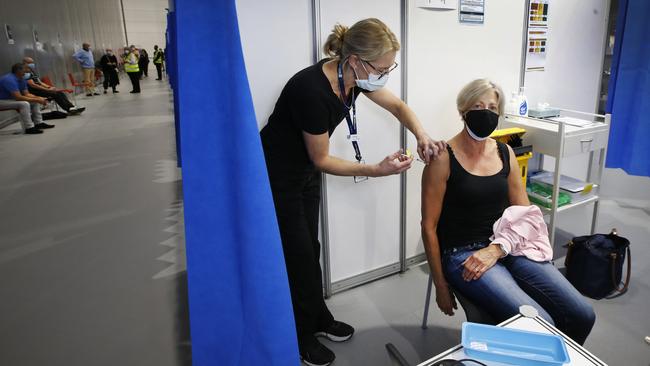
25, 127, 43, 134
86, 93, 93, 97
103, 90, 107, 94
93, 92, 101, 96
113, 90, 119, 93
71, 106, 86, 112
315, 320, 354, 342
35, 123, 55, 129
300, 336, 335, 366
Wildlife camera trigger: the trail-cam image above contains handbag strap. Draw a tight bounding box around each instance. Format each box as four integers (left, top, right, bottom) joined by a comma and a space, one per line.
610, 246, 631, 294
564, 240, 573, 268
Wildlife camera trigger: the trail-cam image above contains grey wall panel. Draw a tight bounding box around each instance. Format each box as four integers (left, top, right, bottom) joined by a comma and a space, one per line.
0, 0, 126, 89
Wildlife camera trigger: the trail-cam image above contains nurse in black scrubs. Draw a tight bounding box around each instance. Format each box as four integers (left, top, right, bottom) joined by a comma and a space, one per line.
260, 18, 445, 366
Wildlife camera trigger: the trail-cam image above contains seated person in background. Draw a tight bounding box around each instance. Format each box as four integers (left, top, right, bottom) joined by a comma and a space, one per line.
421, 78, 595, 345
0, 63, 54, 134
23, 57, 85, 115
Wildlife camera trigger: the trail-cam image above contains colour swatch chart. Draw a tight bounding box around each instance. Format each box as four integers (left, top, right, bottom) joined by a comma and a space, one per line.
526, 28, 547, 71
529, 0, 549, 27
525, 0, 549, 71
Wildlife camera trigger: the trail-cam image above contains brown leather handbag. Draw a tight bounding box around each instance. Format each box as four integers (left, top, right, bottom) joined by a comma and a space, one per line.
565, 229, 631, 299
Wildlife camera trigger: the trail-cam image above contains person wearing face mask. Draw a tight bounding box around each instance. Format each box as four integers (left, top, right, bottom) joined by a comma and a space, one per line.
22, 57, 85, 115
260, 18, 445, 366
73, 43, 100, 97
421, 79, 595, 345
0, 63, 54, 134
99, 49, 120, 94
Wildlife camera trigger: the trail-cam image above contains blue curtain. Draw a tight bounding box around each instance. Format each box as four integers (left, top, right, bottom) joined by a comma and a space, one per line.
605, 0, 650, 176
174, 1, 299, 365
166, 5, 181, 167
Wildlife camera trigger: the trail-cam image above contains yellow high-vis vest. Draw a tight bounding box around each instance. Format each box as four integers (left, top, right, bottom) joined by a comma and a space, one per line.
124, 54, 140, 73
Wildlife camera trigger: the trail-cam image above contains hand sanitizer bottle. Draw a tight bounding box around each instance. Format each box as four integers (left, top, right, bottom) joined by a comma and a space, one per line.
506, 91, 518, 115
518, 87, 528, 117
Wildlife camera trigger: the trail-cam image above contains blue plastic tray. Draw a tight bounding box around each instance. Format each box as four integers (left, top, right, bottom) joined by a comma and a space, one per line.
461, 322, 570, 366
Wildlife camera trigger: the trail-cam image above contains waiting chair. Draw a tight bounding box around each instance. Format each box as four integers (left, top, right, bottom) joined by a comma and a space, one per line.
0, 107, 24, 132
421, 273, 496, 329
68, 73, 88, 97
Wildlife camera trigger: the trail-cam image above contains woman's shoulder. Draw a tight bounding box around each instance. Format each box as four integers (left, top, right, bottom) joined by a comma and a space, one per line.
422, 146, 451, 178
290, 58, 330, 83
285, 60, 332, 99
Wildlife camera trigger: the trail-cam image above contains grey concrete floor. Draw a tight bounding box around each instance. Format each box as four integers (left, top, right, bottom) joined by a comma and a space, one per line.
0, 76, 190, 366
1, 75, 649, 366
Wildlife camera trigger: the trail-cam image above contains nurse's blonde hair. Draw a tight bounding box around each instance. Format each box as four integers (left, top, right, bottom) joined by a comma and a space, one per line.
323, 18, 400, 62
456, 79, 505, 116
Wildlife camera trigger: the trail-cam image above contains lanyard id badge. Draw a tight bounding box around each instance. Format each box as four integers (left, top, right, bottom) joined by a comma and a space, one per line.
338, 61, 367, 183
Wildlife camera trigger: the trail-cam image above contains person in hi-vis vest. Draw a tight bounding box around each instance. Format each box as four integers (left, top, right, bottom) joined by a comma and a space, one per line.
123, 45, 141, 94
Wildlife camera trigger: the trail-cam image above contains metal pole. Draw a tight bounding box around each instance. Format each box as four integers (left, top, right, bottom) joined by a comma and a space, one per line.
399, 0, 409, 273
120, 0, 129, 46
519, 0, 530, 88
595, 0, 612, 114
310, 0, 332, 299
549, 122, 566, 248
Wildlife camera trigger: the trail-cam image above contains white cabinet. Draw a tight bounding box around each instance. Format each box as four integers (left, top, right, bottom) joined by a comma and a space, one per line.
499, 111, 611, 247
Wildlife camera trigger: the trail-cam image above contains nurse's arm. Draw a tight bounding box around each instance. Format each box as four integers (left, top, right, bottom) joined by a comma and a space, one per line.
303, 131, 411, 177
364, 88, 446, 163
364, 88, 425, 136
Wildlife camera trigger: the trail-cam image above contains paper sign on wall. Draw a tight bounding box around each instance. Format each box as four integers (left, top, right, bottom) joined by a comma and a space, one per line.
5, 24, 14, 45
459, 0, 485, 24
33, 28, 43, 51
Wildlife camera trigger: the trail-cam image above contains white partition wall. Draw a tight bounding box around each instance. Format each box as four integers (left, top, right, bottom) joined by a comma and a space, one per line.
318, 2, 404, 289
404, 1, 526, 260
236, 0, 313, 130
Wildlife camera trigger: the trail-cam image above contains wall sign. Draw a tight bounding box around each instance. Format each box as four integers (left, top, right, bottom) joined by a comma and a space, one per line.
5, 24, 14, 45
33, 28, 44, 51
459, 0, 485, 24
525, 0, 550, 71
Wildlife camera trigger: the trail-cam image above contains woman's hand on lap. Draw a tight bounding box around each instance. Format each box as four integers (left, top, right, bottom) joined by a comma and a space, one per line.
462, 244, 503, 281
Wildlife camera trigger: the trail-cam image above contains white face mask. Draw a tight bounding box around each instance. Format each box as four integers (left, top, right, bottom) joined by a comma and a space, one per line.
354, 61, 389, 92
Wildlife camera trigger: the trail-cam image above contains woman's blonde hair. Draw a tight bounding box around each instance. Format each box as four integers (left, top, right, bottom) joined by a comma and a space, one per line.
323, 18, 400, 61
456, 79, 505, 116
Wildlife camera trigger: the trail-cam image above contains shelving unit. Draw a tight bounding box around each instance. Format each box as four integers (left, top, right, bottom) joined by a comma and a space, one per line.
500, 110, 611, 247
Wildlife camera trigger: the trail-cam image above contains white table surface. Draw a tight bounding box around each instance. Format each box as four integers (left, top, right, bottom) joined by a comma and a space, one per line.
416, 314, 607, 366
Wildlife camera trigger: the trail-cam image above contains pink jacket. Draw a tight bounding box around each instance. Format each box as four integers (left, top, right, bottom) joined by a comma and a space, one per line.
489, 205, 553, 262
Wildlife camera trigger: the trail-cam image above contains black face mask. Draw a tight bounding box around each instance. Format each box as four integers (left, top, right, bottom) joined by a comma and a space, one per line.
463, 109, 499, 140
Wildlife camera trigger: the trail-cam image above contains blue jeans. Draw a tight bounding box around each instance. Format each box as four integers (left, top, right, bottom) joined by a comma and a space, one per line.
442, 242, 596, 345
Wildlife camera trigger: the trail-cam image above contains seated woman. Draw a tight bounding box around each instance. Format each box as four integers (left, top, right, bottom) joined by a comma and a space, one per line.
421, 79, 595, 345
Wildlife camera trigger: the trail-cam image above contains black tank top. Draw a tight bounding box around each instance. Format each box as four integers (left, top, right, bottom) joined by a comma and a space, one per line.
436, 141, 511, 251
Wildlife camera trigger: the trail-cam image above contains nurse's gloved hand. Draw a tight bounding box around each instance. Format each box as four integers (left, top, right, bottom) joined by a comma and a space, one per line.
373, 149, 412, 177
416, 132, 446, 164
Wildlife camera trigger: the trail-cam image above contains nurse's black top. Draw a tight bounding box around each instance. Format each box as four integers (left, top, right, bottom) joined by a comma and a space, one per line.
261, 58, 362, 175
436, 142, 511, 251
